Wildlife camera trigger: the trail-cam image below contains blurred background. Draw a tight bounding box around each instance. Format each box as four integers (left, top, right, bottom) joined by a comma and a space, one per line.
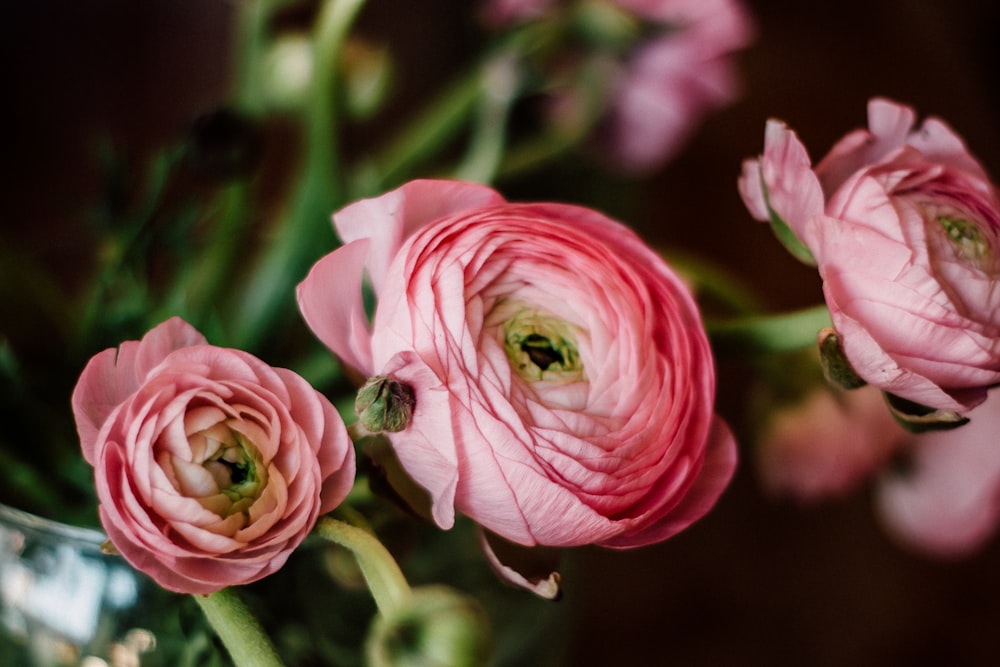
4, 0, 1000, 664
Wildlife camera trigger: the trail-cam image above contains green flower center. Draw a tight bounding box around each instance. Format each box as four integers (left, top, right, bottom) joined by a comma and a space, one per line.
938, 215, 990, 262
201, 431, 266, 517
502, 309, 584, 383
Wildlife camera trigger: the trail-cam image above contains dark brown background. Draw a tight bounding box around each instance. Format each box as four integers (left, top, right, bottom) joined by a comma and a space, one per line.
5, 1, 1000, 664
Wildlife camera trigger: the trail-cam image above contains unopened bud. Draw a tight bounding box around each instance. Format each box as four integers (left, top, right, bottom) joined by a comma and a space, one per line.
355, 376, 415, 433
261, 34, 314, 112
365, 586, 494, 667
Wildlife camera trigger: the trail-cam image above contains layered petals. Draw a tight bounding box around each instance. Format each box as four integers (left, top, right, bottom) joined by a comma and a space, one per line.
299, 179, 736, 563
740, 98, 1000, 412
72, 317, 356, 594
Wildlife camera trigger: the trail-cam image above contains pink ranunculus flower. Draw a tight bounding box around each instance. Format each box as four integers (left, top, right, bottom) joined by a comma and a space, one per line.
481, 0, 754, 172
739, 98, 1000, 413
597, 0, 754, 171
758, 385, 906, 502
298, 179, 736, 563
71, 317, 356, 594
876, 391, 1000, 558
757, 381, 1000, 557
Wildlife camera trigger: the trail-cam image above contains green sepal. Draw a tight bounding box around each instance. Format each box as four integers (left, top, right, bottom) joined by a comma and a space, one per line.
817, 327, 866, 390
760, 169, 816, 266
883, 393, 971, 433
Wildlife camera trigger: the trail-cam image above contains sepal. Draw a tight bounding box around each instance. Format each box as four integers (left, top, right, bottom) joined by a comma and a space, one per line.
817, 327, 867, 390
884, 393, 970, 433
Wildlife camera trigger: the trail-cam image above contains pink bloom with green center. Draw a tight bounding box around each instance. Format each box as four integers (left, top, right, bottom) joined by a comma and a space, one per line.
740, 98, 1000, 412
72, 317, 355, 594
298, 179, 736, 554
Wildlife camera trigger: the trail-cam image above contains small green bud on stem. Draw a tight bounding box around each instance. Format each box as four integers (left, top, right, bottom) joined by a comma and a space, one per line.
355, 375, 416, 433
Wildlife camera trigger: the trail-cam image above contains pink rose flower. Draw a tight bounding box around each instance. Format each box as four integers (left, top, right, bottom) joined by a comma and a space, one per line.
877, 391, 1000, 558
758, 385, 906, 501
71, 317, 355, 594
740, 98, 1000, 412
298, 179, 736, 558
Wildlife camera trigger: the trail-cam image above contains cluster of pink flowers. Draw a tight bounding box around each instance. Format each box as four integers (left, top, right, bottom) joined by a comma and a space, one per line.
75, 180, 737, 594
484, 0, 754, 171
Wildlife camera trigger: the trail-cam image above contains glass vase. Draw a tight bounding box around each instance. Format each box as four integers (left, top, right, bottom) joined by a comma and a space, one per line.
0, 502, 222, 667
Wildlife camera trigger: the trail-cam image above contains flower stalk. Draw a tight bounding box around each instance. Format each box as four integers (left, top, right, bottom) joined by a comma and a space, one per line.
707, 304, 832, 355
193, 588, 285, 667
315, 515, 412, 616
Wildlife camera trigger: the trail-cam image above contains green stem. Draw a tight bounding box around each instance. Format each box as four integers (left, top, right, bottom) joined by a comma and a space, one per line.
707, 304, 831, 355
234, 0, 367, 350
193, 588, 285, 667
177, 182, 250, 332
354, 67, 483, 196
315, 515, 412, 616
452, 54, 520, 184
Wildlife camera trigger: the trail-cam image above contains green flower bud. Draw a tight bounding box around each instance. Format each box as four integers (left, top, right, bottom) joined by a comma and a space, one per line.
365, 586, 494, 667
355, 376, 416, 433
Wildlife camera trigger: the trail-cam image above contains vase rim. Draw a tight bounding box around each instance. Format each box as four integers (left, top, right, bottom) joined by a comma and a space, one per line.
0, 501, 107, 547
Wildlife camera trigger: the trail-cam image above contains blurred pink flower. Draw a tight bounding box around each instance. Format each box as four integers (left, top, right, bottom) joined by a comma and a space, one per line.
72, 317, 356, 594
480, 0, 557, 25
740, 98, 1000, 412
759, 380, 1000, 557
877, 391, 1000, 558
599, 0, 754, 170
482, 0, 754, 171
298, 179, 735, 561
758, 385, 905, 501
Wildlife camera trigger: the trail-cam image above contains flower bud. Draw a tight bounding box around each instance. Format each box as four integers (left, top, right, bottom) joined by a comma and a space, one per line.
261, 34, 314, 112
355, 376, 416, 433
365, 586, 494, 667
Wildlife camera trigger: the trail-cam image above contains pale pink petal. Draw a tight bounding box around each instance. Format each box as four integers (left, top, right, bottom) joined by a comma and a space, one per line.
379, 352, 460, 530
877, 391, 1000, 557
757, 119, 826, 248
737, 158, 769, 221
297, 239, 375, 375
332, 179, 504, 297
134, 316, 207, 380
757, 385, 906, 501
73, 347, 137, 464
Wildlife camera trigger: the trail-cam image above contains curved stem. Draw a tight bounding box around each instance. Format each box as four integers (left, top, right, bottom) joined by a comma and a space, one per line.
453, 53, 521, 184
707, 304, 831, 355
315, 515, 412, 616
193, 588, 285, 667
355, 67, 483, 196
234, 0, 368, 350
